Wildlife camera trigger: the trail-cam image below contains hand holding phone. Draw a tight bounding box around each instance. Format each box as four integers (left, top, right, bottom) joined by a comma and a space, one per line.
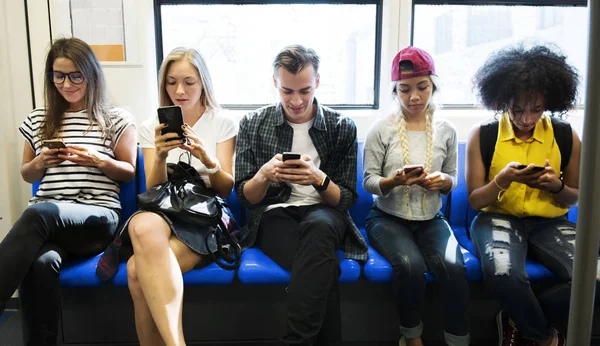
282, 152, 302, 162
282, 152, 302, 169
157, 105, 184, 139
402, 163, 425, 174
516, 164, 546, 173
42, 139, 66, 149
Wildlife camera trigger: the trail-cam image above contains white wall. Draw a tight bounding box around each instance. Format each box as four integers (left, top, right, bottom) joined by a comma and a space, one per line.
0, 1, 35, 239
0, 0, 586, 240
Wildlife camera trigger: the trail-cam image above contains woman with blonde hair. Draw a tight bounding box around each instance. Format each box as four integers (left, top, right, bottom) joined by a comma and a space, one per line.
125, 47, 237, 345
0, 37, 136, 346
363, 46, 470, 346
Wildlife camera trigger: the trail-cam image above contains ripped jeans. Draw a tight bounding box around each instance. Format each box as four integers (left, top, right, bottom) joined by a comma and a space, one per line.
366, 207, 470, 346
470, 212, 579, 341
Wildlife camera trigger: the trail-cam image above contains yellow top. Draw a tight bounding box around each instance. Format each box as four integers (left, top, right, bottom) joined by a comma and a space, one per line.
483, 113, 568, 218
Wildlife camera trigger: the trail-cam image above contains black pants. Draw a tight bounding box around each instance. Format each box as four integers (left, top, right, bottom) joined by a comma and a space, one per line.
257, 204, 347, 346
0, 203, 118, 346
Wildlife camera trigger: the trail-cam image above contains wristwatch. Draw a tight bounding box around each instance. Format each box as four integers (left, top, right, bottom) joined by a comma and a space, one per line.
204, 159, 221, 175
313, 174, 331, 192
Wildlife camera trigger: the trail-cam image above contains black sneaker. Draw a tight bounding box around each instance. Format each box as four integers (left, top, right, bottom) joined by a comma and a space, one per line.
497, 310, 523, 346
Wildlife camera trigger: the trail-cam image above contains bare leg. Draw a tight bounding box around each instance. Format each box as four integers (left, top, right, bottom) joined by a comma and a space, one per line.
127, 212, 205, 346
127, 256, 165, 346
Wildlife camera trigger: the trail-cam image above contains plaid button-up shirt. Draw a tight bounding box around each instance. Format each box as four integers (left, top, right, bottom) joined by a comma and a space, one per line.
235, 99, 368, 262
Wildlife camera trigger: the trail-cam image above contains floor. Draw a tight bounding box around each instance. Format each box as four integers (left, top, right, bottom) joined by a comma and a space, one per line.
2, 311, 597, 346
0, 310, 22, 346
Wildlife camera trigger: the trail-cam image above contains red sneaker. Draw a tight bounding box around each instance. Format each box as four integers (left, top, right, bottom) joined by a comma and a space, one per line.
497, 310, 523, 346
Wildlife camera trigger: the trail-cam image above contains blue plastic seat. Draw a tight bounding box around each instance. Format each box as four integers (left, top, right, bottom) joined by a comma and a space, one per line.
237, 248, 361, 285
60, 254, 106, 287
111, 259, 236, 286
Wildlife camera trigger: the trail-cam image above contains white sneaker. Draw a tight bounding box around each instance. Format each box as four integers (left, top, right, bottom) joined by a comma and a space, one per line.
399, 336, 407, 346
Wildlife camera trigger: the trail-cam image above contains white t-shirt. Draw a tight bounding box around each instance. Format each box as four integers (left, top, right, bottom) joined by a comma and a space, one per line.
138, 108, 238, 187
266, 119, 322, 211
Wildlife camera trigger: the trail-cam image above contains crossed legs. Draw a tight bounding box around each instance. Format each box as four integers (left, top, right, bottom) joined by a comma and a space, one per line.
126, 212, 205, 346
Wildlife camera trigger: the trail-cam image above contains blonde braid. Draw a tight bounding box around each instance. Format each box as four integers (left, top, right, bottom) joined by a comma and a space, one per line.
397, 113, 412, 217
422, 111, 434, 211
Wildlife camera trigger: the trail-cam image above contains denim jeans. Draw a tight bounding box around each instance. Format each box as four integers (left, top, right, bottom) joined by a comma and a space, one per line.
257, 204, 347, 346
0, 202, 119, 346
470, 212, 586, 341
365, 206, 470, 346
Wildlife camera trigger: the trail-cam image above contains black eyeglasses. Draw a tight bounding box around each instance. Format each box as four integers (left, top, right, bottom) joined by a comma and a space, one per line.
48, 71, 85, 85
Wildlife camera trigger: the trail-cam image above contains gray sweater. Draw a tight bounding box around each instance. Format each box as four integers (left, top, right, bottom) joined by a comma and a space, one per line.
363, 117, 458, 220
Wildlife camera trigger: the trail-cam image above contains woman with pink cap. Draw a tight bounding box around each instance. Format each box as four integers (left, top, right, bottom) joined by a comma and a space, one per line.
363, 46, 470, 346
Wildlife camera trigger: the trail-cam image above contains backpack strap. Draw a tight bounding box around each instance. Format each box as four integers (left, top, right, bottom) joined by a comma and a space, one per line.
479, 120, 500, 180
550, 117, 573, 172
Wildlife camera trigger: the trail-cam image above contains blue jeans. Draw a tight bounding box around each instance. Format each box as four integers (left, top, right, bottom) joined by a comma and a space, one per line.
470, 212, 586, 341
0, 202, 119, 346
366, 206, 470, 346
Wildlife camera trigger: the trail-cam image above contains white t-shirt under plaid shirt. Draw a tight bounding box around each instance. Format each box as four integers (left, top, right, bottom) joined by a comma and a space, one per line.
19, 107, 135, 210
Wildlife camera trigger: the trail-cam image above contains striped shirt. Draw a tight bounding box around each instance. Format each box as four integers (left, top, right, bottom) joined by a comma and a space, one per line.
19, 107, 135, 210
235, 99, 368, 262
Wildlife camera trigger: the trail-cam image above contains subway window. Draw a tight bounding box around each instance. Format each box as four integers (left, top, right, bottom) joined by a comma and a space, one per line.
412, 2, 589, 107
157, 0, 382, 109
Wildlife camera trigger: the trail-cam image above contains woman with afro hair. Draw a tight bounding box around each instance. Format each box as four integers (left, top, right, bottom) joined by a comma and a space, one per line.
466, 44, 584, 346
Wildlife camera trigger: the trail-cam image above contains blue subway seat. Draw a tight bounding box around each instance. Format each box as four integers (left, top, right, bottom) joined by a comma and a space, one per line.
60, 254, 106, 287
111, 260, 235, 287
568, 206, 578, 223
238, 248, 361, 285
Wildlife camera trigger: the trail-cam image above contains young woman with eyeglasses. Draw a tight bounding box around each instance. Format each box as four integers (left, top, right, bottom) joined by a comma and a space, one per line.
0, 37, 137, 346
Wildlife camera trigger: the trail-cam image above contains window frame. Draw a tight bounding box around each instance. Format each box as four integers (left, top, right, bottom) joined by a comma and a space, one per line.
410, 0, 588, 109
154, 0, 384, 110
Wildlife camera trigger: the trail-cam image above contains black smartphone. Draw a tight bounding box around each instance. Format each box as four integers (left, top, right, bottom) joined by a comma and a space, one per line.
517, 164, 546, 173
42, 139, 66, 149
282, 152, 301, 161
157, 105, 184, 139
402, 163, 425, 174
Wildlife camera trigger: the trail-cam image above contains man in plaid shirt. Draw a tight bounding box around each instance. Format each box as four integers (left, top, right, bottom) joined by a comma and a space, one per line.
235, 45, 367, 346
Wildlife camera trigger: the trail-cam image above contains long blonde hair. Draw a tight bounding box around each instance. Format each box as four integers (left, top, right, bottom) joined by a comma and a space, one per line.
393, 76, 439, 215
157, 47, 220, 110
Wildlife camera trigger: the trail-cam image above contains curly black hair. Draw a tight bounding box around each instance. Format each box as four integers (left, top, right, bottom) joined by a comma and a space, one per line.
473, 44, 580, 115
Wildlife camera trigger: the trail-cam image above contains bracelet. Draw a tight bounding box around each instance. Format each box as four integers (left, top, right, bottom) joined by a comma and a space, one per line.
493, 176, 508, 202
550, 179, 565, 194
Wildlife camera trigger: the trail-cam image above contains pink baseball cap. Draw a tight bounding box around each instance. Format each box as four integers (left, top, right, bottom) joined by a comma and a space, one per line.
391, 46, 436, 81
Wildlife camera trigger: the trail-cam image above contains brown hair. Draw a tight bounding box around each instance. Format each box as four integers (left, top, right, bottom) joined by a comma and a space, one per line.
42, 37, 112, 142
273, 44, 320, 76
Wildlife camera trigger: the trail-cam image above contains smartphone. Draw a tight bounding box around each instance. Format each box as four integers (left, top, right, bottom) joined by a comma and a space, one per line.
402, 163, 425, 174
157, 105, 184, 139
517, 164, 546, 173
42, 139, 66, 149
282, 152, 302, 161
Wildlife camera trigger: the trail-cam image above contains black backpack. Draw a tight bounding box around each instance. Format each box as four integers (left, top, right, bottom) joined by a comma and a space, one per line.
480, 117, 573, 178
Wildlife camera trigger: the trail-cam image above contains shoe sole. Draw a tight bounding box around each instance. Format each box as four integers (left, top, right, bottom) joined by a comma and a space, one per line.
496, 311, 503, 346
